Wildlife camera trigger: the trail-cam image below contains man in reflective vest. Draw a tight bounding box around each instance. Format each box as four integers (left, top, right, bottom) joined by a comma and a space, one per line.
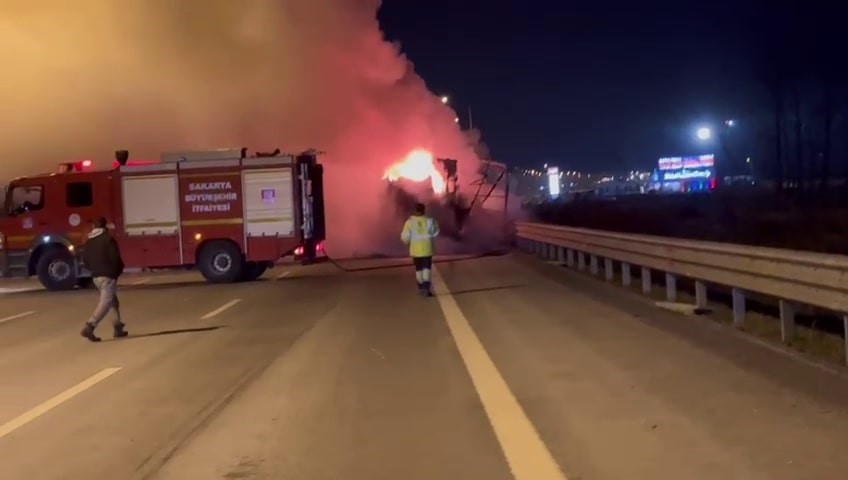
401, 202, 440, 296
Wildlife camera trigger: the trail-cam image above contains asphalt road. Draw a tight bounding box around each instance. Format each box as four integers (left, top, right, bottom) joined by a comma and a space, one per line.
1, 254, 848, 479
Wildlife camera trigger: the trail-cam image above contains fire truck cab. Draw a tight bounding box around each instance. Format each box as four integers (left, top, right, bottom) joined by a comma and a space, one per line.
0, 148, 326, 290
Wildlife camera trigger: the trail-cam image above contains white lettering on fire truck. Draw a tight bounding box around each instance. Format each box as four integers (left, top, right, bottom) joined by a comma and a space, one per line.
185, 181, 238, 213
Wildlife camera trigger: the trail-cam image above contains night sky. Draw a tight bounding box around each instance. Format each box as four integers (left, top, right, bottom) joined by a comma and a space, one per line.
378, 0, 782, 173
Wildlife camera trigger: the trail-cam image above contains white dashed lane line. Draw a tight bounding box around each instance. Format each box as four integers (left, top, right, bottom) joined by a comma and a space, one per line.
0, 367, 122, 440
201, 299, 242, 320
0, 311, 36, 325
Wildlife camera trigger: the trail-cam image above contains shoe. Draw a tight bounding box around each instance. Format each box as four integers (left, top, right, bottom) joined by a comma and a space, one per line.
80, 324, 101, 342
113, 324, 129, 339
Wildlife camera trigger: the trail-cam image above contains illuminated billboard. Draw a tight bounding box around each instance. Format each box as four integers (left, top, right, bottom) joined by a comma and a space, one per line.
656, 154, 716, 192
547, 167, 560, 196
657, 154, 715, 182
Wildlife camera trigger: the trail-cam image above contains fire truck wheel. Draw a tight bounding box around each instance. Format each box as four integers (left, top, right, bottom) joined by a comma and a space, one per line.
239, 261, 269, 282
36, 248, 77, 291
198, 241, 244, 283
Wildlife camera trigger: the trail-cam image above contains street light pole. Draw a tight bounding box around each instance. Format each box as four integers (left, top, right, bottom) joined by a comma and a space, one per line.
442, 94, 475, 130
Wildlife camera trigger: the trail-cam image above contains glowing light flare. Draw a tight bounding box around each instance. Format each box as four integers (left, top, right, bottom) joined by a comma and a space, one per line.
383, 149, 447, 194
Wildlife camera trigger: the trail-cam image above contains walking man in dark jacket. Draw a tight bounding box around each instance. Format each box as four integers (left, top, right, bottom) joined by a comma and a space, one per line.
80, 217, 128, 342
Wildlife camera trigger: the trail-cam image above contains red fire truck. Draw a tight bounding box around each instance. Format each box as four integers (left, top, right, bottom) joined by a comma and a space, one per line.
0, 148, 326, 290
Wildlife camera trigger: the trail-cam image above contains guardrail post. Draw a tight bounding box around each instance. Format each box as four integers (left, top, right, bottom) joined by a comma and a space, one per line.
604, 258, 614, 281
557, 246, 566, 263
566, 249, 575, 268
695, 281, 708, 309
665, 273, 677, 302
779, 300, 796, 343
622, 263, 632, 286
590, 256, 599, 276
843, 316, 848, 366
578, 252, 586, 271
641, 267, 651, 294
732, 289, 746, 327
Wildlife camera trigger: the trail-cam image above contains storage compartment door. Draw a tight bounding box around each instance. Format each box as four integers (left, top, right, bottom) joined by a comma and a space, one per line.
122, 175, 180, 235
243, 169, 295, 237
121, 174, 181, 266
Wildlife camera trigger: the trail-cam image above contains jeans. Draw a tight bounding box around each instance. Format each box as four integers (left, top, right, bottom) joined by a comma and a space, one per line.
88, 277, 123, 328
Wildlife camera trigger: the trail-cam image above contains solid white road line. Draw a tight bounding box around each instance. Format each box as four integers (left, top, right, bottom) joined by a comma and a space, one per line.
0, 287, 40, 294
201, 299, 241, 320
432, 267, 567, 480
0, 367, 122, 440
275, 270, 292, 280
0, 311, 36, 325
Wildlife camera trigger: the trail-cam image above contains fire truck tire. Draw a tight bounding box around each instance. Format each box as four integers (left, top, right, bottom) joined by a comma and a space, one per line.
197, 241, 244, 283
36, 248, 77, 291
239, 261, 269, 282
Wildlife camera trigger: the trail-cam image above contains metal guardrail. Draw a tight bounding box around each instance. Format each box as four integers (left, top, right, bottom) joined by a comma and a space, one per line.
515, 222, 848, 366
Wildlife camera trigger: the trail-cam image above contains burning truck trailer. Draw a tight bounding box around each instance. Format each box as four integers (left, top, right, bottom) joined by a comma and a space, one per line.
383, 150, 510, 246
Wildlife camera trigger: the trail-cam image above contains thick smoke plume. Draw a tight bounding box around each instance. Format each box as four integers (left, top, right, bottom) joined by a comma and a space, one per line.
0, 1, 489, 257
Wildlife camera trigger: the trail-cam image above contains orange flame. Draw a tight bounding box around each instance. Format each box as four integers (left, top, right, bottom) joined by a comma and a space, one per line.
383, 149, 446, 194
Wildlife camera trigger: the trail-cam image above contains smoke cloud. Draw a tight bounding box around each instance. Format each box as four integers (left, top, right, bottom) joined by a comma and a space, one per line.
0, 1, 490, 257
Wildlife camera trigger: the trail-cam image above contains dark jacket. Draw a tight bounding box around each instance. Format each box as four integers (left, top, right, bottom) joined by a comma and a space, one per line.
82, 228, 125, 279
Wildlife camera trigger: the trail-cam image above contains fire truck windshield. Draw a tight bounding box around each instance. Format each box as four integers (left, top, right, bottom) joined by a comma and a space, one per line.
4, 183, 43, 216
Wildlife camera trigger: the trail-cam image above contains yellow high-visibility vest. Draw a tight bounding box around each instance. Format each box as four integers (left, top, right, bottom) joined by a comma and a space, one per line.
400, 214, 440, 258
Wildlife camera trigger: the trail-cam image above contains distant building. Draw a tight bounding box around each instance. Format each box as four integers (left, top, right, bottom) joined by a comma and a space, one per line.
510, 165, 655, 202
510, 167, 547, 201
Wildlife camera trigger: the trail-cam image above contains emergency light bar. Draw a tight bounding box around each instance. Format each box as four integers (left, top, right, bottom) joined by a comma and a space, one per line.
57, 158, 156, 173
112, 159, 157, 169
57, 160, 93, 173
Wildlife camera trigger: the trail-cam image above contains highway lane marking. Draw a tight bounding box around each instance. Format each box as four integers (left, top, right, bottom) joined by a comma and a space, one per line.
129, 278, 151, 285
275, 270, 292, 280
0, 311, 36, 325
0, 287, 40, 294
201, 299, 241, 320
0, 367, 121, 440
432, 267, 567, 480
